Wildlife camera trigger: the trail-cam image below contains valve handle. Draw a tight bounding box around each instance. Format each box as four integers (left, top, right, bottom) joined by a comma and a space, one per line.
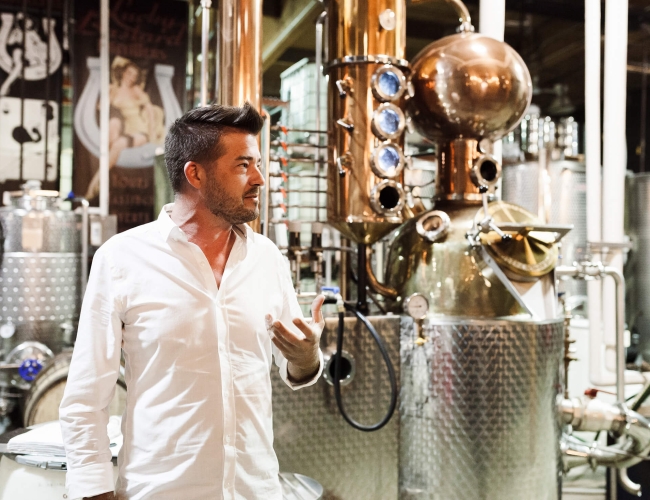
19, 359, 43, 382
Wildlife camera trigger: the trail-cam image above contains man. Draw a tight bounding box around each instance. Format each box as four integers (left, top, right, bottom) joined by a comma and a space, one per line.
60, 103, 324, 500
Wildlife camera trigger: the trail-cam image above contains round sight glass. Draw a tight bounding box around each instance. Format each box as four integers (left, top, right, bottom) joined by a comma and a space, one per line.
379, 146, 400, 171
371, 143, 404, 178
372, 66, 406, 102
378, 108, 400, 135
378, 71, 401, 98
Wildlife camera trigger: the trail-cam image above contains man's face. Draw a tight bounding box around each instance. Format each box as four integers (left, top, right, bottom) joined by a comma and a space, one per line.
203, 132, 264, 225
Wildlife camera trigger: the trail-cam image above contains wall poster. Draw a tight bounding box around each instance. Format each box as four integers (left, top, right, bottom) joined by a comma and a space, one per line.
73, 0, 186, 233
0, 0, 63, 196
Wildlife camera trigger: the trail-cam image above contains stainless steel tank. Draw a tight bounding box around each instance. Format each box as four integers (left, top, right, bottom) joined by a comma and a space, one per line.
400, 318, 563, 500
626, 173, 650, 356
0, 182, 85, 414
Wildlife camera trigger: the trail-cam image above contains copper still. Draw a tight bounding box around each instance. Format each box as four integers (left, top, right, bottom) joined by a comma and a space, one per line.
378, 24, 565, 500
325, 0, 410, 244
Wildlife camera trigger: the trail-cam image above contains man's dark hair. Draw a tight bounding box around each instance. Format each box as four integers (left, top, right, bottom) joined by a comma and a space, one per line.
164, 102, 264, 193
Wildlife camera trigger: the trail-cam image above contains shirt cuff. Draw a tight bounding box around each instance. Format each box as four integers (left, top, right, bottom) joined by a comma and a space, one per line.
279, 349, 324, 390
66, 461, 115, 500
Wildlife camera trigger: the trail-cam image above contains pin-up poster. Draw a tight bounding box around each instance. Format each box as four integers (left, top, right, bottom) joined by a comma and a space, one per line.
73, 0, 187, 233
0, 0, 63, 195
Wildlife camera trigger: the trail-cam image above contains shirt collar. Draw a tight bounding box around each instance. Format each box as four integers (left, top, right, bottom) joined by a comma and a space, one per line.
157, 204, 249, 243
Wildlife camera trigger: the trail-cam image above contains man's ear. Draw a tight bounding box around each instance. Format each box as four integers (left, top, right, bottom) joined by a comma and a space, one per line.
183, 161, 205, 190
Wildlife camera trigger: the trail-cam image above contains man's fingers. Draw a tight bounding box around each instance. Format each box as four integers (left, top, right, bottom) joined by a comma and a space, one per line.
270, 332, 293, 354
271, 320, 304, 346
292, 317, 318, 340
310, 294, 325, 327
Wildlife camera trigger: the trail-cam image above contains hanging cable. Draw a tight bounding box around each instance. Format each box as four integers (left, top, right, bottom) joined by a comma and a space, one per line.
331, 297, 398, 432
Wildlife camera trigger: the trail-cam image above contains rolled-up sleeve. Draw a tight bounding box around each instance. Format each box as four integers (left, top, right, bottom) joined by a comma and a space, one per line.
272, 254, 323, 390
59, 246, 124, 499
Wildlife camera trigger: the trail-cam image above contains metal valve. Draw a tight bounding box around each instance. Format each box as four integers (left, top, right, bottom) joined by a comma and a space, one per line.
336, 118, 354, 134
335, 78, 352, 98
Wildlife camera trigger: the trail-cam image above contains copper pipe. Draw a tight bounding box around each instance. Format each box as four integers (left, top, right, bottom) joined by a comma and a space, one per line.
217, 0, 262, 109
365, 246, 398, 300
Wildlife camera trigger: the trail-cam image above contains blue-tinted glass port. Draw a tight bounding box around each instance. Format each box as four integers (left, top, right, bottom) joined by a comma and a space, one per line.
377, 109, 401, 136
377, 146, 401, 174
377, 71, 401, 98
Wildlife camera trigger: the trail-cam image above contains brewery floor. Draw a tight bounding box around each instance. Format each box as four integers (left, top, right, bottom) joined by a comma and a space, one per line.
562, 465, 607, 499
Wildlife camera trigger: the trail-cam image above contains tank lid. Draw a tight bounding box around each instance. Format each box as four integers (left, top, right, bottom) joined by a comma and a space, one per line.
3, 180, 61, 209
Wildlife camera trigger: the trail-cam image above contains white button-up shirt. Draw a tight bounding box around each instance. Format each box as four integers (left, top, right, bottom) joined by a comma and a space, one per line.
60, 205, 322, 500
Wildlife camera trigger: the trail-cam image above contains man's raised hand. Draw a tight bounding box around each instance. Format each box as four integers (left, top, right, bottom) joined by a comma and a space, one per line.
266, 294, 325, 383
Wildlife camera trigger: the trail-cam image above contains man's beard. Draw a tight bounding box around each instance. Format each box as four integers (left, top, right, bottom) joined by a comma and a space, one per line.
204, 173, 259, 225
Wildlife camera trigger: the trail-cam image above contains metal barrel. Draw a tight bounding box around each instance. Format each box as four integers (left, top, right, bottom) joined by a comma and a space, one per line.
400, 318, 564, 500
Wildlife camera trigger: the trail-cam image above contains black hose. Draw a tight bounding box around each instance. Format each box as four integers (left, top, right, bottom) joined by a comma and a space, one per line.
332, 302, 398, 432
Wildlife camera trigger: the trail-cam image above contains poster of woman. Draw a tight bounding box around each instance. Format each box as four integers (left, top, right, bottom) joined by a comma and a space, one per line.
84, 57, 165, 199
73, 0, 187, 233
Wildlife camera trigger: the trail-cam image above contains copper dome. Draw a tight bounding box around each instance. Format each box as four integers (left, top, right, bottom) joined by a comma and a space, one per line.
408, 32, 532, 141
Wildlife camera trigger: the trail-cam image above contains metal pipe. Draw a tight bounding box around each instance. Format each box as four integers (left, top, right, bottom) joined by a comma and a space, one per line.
200, 0, 212, 106
217, 0, 262, 109
79, 198, 89, 295
602, 0, 629, 386
315, 10, 327, 223
261, 111, 271, 238
365, 246, 397, 300
270, 157, 329, 164
585, 0, 605, 386
606, 266, 626, 402
270, 126, 327, 134
478, 0, 505, 196
557, 263, 642, 495
356, 244, 368, 314
340, 237, 349, 301
561, 398, 650, 473
270, 173, 327, 179
99, 0, 110, 217
618, 469, 641, 497
411, 0, 473, 31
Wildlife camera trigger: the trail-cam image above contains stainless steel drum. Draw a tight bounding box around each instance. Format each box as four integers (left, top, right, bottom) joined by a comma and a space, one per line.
23, 350, 127, 426
400, 318, 564, 500
0, 182, 83, 357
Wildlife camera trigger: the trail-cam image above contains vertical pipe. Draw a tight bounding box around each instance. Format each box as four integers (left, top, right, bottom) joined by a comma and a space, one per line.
262, 111, 271, 237
99, 0, 110, 217
585, 0, 607, 386
478, 0, 505, 42
640, 49, 647, 173
217, 0, 262, 109
602, 0, 628, 378
340, 237, 349, 301
357, 243, 368, 314
315, 11, 326, 222
44, 0, 52, 180
479, 0, 505, 197
200, 0, 211, 106
19, 0, 27, 181
80, 198, 89, 295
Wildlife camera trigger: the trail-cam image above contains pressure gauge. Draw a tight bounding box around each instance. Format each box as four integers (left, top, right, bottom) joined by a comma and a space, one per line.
403, 293, 429, 319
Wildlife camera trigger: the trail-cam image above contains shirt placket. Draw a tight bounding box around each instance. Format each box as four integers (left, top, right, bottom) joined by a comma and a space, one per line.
216, 262, 239, 500
188, 237, 241, 500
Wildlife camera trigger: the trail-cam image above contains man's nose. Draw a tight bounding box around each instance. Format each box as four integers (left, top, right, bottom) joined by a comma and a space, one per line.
251, 162, 265, 186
